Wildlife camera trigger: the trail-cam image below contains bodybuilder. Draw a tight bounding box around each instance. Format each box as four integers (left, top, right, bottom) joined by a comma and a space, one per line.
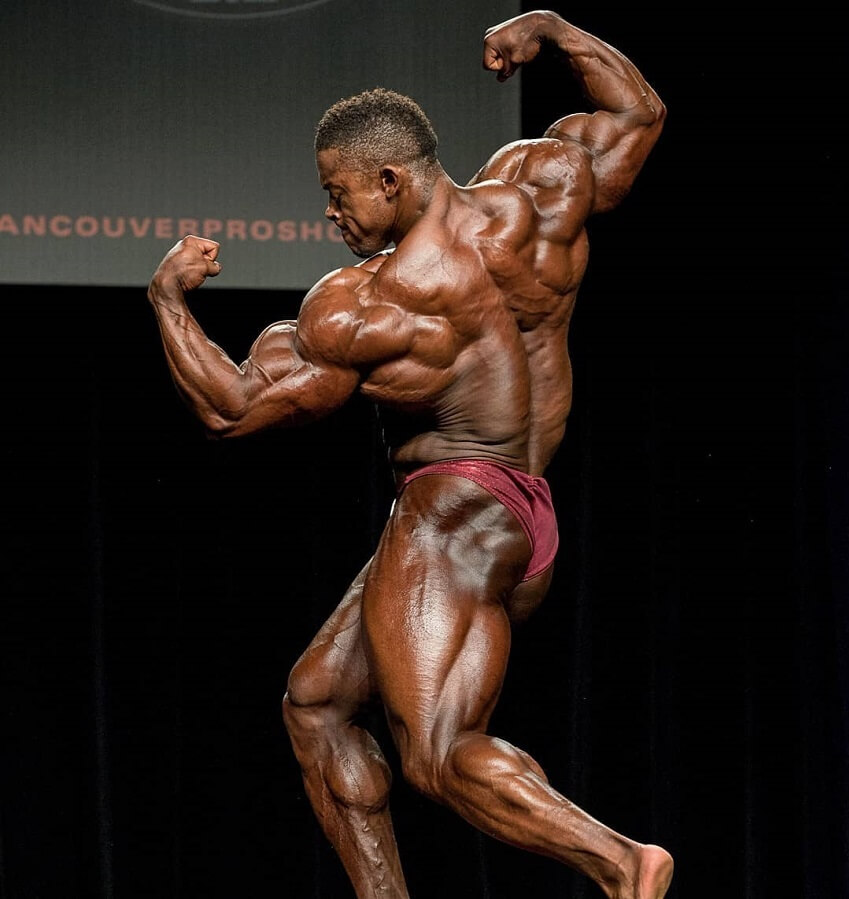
148, 10, 670, 898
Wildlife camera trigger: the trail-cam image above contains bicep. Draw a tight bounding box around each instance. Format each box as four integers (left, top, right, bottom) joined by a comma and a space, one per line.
546, 109, 665, 212
248, 280, 417, 415
219, 318, 360, 435
231, 267, 430, 436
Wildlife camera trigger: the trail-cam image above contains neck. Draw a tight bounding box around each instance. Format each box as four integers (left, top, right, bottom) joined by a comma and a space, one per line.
392, 165, 453, 244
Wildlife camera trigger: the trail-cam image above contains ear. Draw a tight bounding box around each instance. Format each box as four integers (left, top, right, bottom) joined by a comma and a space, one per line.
379, 166, 402, 200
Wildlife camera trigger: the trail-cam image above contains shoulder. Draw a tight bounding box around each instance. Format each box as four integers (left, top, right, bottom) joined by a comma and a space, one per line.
470, 138, 595, 236
295, 263, 416, 369
294, 266, 369, 365
298, 265, 368, 322
469, 138, 595, 244
298, 249, 394, 315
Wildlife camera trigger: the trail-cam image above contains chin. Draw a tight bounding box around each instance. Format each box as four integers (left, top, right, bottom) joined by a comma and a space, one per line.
349, 240, 390, 259
343, 227, 391, 259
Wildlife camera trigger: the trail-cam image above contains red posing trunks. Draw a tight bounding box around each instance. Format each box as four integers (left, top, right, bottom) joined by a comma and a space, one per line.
401, 459, 559, 582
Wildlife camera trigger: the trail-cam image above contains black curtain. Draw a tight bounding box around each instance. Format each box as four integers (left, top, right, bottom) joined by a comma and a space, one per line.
2, 3, 846, 897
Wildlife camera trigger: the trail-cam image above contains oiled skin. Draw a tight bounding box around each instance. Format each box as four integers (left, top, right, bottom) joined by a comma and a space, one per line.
148, 11, 670, 898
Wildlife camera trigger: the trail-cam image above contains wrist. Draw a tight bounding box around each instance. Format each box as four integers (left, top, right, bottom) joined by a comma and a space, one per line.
147, 271, 184, 308
531, 9, 566, 41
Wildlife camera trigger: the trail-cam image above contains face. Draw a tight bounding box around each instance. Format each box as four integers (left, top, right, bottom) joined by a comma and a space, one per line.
317, 149, 395, 258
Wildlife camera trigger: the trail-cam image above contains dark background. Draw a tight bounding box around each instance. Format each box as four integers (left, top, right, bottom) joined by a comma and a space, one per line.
2, 2, 847, 897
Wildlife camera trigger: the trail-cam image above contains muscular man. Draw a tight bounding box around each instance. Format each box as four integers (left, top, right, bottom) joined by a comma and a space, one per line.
148, 10, 670, 898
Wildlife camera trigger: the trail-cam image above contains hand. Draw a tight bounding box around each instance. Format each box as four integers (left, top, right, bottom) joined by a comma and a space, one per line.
482, 10, 555, 81
152, 235, 222, 293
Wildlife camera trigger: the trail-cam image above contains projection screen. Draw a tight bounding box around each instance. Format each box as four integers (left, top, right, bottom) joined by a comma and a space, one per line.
0, 0, 521, 290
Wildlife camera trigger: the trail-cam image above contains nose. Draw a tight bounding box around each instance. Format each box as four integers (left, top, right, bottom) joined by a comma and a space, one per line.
325, 201, 341, 223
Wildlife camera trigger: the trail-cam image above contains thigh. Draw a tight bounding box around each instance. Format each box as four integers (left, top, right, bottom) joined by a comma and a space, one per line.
362, 476, 529, 761
287, 558, 375, 715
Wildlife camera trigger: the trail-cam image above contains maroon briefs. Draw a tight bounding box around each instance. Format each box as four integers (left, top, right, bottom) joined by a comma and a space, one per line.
401, 459, 559, 582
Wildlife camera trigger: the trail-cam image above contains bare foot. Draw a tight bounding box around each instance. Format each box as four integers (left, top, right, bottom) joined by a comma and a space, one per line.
634, 844, 674, 899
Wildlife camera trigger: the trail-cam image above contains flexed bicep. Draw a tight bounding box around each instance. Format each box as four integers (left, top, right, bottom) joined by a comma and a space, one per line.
224, 266, 424, 436
216, 319, 360, 437
480, 11, 665, 216
545, 105, 663, 214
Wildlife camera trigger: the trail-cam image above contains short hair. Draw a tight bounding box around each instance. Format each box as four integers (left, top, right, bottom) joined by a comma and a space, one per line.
315, 87, 438, 173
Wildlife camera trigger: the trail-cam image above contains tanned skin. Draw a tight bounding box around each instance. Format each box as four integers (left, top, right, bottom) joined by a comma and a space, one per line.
148, 11, 670, 898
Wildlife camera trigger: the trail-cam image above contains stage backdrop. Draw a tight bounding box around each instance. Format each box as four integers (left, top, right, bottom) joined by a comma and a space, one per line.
0, 0, 520, 290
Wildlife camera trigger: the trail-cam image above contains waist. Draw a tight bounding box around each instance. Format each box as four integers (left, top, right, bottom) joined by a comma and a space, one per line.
393, 449, 532, 489
398, 456, 549, 494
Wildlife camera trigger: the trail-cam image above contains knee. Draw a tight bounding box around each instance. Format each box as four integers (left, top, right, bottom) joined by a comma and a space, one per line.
284, 664, 393, 812
426, 733, 545, 797
399, 734, 485, 801
449, 732, 543, 780
280, 688, 305, 736
442, 733, 500, 789
282, 685, 340, 765
281, 658, 332, 739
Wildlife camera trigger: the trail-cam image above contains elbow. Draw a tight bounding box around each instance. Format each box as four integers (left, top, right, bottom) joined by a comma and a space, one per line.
203, 422, 233, 441
633, 98, 666, 152
199, 401, 299, 439
200, 407, 245, 440
644, 94, 667, 132
631, 92, 666, 130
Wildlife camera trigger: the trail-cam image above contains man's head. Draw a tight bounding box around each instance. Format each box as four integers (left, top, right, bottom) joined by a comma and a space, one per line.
315, 87, 438, 176
315, 88, 440, 257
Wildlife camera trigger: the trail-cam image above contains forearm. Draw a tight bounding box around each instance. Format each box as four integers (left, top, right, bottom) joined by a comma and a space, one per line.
147, 276, 252, 433
537, 11, 663, 123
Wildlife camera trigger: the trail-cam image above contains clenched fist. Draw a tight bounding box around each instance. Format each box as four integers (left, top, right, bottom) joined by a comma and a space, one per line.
151, 235, 222, 293
482, 10, 559, 81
